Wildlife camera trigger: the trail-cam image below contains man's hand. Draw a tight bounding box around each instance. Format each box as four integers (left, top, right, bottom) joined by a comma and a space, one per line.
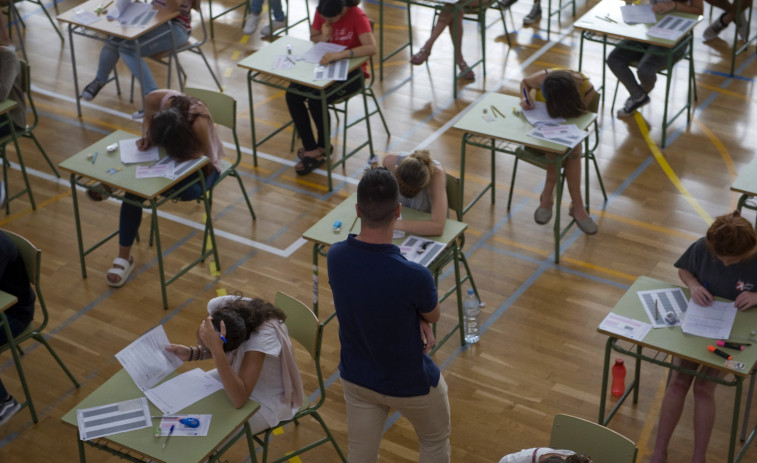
420, 320, 436, 354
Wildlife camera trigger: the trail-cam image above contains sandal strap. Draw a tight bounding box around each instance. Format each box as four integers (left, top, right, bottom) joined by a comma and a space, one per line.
112, 257, 131, 269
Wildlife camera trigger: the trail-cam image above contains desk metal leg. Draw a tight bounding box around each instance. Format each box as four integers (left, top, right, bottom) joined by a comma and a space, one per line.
320, 89, 333, 191
730, 379, 744, 462
247, 70, 259, 167
68, 25, 83, 118
149, 199, 169, 310
77, 433, 87, 463
70, 175, 87, 279
552, 162, 562, 263
312, 243, 321, 317
453, 245, 465, 348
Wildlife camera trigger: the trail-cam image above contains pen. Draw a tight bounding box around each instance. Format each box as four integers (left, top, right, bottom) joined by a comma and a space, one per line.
604, 14, 617, 23
717, 340, 746, 350
287, 56, 296, 65
708, 345, 732, 360
214, 325, 227, 344
349, 216, 358, 232
522, 87, 531, 107
491, 105, 505, 118
92, 151, 98, 165
163, 424, 175, 448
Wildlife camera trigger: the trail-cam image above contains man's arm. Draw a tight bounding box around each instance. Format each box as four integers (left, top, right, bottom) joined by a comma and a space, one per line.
420, 303, 441, 324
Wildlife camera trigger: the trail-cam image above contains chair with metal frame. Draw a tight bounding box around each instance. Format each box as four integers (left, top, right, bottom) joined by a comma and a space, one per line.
3, 0, 64, 62
208, 0, 249, 38
0, 60, 60, 214
0, 229, 80, 423
250, 291, 347, 463
549, 414, 637, 463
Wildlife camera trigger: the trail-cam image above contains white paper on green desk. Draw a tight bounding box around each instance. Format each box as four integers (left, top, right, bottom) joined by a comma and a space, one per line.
144, 368, 223, 414
598, 312, 651, 341
116, 325, 183, 391
647, 15, 697, 40
681, 299, 737, 340
399, 235, 445, 268
77, 397, 151, 441
620, 4, 656, 24
314, 59, 348, 81
522, 102, 565, 126
299, 42, 346, 64
156, 414, 212, 437
120, 138, 159, 164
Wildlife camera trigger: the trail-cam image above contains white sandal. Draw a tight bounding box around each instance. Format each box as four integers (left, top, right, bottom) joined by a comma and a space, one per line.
106, 257, 134, 288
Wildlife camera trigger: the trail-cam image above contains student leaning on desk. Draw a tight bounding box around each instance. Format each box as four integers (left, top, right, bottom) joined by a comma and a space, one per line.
608, 0, 703, 119
648, 210, 757, 463
165, 295, 303, 434
87, 89, 224, 288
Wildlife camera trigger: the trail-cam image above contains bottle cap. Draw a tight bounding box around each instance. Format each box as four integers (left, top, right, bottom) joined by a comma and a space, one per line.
467, 288, 474, 295
615, 358, 624, 365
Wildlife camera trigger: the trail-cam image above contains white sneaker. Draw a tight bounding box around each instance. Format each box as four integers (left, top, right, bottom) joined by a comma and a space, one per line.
132, 109, 144, 121
261, 19, 287, 36
0, 396, 21, 426
243, 13, 261, 35
523, 3, 542, 25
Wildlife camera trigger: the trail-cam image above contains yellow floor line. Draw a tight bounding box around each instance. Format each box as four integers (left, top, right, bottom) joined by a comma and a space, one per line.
0, 190, 70, 227
559, 256, 638, 282
598, 210, 700, 240
697, 82, 754, 102
633, 111, 713, 225
693, 119, 736, 179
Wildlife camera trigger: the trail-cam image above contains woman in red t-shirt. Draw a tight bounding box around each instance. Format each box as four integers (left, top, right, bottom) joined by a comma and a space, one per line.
286, 0, 376, 175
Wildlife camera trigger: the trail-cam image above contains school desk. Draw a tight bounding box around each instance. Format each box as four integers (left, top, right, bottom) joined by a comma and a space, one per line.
61, 369, 260, 463
573, 0, 701, 148
452, 92, 602, 264
301, 192, 472, 353
237, 35, 371, 192
57, 0, 181, 117
57, 130, 219, 310
598, 276, 757, 463
731, 154, 757, 229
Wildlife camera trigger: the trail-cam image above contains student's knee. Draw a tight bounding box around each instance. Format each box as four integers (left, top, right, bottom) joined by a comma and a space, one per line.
637, 66, 658, 93
693, 378, 717, 399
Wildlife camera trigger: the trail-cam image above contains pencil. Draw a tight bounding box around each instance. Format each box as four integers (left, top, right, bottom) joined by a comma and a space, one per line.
348, 216, 358, 232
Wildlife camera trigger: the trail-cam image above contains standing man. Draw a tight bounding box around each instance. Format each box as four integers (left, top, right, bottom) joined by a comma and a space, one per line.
327, 168, 451, 463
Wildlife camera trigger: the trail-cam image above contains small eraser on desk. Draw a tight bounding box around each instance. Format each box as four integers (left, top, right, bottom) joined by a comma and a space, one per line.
107, 143, 118, 152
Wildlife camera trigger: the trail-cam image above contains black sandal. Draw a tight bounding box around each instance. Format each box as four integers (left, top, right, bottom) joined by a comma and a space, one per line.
295, 155, 326, 175
296, 145, 334, 160
86, 183, 113, 201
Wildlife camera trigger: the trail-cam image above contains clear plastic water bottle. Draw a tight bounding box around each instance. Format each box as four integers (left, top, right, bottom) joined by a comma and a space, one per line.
463, 289, 480, 344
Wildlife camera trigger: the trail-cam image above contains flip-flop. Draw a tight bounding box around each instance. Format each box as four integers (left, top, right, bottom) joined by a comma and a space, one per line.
86, 183, 113, 201
295, 155, 325, 176
106, 257, 135, 288
296, 145, 334, 160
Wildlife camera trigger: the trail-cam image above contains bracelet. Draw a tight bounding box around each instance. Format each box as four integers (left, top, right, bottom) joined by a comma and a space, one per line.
201, 347, 211, 360
349, 49, 354, 59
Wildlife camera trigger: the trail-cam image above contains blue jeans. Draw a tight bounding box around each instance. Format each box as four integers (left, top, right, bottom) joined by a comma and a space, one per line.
0, 314, 32, 399
95, 21, 189, 99
118, 169, 220, 247
250, 0, 285, 21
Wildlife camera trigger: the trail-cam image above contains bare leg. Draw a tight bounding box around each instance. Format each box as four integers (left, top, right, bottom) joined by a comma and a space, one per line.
416, 11, 454, 57
649, 361, 698, 463
690, 367, 722, 463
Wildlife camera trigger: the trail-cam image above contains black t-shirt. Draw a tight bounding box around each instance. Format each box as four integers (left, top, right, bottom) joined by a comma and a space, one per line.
0, 232, 35, 324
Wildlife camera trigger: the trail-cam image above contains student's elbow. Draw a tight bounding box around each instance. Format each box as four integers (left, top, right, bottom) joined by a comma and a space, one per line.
428, 222, 445, 236
231, 397, 248, 409
363, 43, 377, 57
421, 304, 441, 324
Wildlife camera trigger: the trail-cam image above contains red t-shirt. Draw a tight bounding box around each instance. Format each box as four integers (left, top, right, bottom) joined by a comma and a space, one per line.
312, 6, 372, 76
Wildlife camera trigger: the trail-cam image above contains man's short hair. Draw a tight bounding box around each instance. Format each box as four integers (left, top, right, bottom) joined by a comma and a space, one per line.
357, 168, 399, 228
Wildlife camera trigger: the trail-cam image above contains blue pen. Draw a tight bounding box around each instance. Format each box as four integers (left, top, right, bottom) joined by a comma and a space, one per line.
214, 325, 227, 344
163, 424, 175, 448
522, 87, 531, 107
92, 152, 98, 164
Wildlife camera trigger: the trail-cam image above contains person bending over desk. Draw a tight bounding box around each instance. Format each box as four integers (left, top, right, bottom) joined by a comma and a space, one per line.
80, 0, 193, 116
0, 231, 36, 426
519, 69, 598, 235
88, 89, 223, 287
702, 0, 752, 41
649, 210, 757, 463
607, 0, 703, 118
499, 448, 592, 463
288, 0, 376, 176
166, 295, 303, 434
409, 0, 481, 80
383, 150, 448, 236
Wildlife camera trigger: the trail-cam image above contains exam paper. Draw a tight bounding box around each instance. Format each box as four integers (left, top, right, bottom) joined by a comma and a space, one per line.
647, 15, 697, 40
299, 42, 346, 64
108, 1, 157, 26
119, 138, 160, 164
314, 59, 349, 81
116, 325, 183, 391
155, 414, 213, 437
526, 123, 588, 149
638, 287, 688, 328
399, 235, 446, 268
620, 4, 657, 24
144, 368, 224, 414
522, 101, 566, 126
681, 299, 737, 340
598, 312, 651, 341
77, 397, 151, 441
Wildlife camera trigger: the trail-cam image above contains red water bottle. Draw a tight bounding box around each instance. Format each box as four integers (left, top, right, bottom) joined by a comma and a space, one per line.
611, 358, 626, 398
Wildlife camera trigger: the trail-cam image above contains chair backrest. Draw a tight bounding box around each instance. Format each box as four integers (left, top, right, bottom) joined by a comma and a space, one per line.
275, 292, 319, 361
1, 229, 48, 331
549, 414, 637, 463
445, 172, 463, 222
184, 87, 236, 131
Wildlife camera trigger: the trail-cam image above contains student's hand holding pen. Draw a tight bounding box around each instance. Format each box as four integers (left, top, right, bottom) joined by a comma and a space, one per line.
519, 87, 535, 110
734, 292, 757, 311
198, 317, 226, 353
690, 284, 714, 306
136, 136, 153, 151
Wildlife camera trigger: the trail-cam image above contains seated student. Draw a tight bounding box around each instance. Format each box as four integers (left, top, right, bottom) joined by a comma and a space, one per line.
80, 0, 193, 115
287, 0, 376, 176
499, 448, 592, 463
243, 0, 287, 36
649, 210, 757, 463
0, 231, 36, 426
382, 150, 447, 236
166, 295, 303, 433
702, 0, 752, 41
519, 69, 598, 235
607, 0, 703, 118
0, 43, 25, 206
88, 89, 224, 287
408, 0, 480, 80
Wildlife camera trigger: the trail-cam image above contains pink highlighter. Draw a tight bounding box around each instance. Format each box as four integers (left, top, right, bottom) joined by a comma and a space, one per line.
717, 340, 745, 351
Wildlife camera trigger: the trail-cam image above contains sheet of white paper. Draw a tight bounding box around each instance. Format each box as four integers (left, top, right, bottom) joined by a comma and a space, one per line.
106, 0, 131, 19
313, 59, 349, 81
598, 312, 652, 341
112, 2, 156, 26
273, 54, 296, 70
647, 15, 697, 40
77, 397, 151, 441
298, 42, 346, 64
155, 414, 213, 437
135, 164, 172, 179
682, 299, 737, 339
116, 325, 183, 391
144, 369, 224, 414
119, 138, 159, 164
398, 235, 446, 267
526, 123, 588, 149
72, 11, 101, 26
522, 101, 566, 126
637, 287, 688, 328
620, 4, 657, 23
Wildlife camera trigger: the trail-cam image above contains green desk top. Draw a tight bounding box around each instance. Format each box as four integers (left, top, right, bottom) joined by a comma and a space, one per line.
61, 369, 260, 463
237, 36, 369, 89
453, 93, 597, 154
573, 0, 702, 47
302, 193, 468, 249
57, 0, 179, 41
731, 157, 757, 196
0, 290, 18, 313
599, 276, 757, 377
58, 130, 208, 199
0, 99, 17, 115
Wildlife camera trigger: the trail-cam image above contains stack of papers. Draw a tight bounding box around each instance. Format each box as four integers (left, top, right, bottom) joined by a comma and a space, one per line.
399, 235, 446, 267
681, 299, 737, 340
522, 102, 588, 149
620, 4, 657, 24
647, 15, 697, 40
107, 0, 157, 26
637, 288, 687, 328
77, 397, 152, 441
598, 313, 651, 341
